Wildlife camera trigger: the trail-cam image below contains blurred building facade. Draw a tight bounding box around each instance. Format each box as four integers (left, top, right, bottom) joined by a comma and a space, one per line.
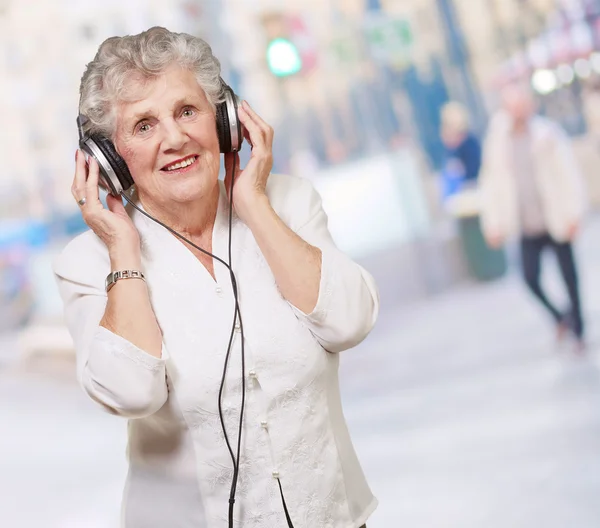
0, 0, 217, 220
0, 0, 224, 331
456, 0, 600, 204
3, 0, 600, 334
4, 0, 600, 222
215, 0, 468, 173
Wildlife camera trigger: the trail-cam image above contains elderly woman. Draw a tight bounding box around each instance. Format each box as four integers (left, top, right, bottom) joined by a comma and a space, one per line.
53, 27, 379, 528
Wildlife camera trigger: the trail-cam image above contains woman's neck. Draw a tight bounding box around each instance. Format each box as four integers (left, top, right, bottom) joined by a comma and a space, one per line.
138, 182, 220, 240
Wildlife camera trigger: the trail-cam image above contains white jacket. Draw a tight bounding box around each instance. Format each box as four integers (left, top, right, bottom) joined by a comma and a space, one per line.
53, 174, 379, 528
479, 111, 587, 242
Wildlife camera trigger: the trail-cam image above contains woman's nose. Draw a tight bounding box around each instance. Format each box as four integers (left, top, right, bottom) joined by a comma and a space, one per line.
162, 120, 187, 151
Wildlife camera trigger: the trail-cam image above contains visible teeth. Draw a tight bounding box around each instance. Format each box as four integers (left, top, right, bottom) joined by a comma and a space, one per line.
165, 157, 196, 171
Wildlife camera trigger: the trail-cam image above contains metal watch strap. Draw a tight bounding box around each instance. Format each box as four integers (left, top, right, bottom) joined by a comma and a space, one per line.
105, 270, 146, 292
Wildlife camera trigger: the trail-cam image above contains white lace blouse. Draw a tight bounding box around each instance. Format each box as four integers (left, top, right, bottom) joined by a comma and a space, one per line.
53, 173, 379, 528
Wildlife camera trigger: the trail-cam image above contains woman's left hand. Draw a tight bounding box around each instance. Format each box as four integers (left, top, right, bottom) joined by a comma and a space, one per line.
224, 100, 274, 223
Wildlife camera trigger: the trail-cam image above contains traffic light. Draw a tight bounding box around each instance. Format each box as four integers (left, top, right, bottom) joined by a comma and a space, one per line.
266, 37, 302, 77
262, 12, 316, 78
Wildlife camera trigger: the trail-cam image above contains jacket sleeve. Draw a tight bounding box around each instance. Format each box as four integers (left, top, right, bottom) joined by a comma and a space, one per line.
53, 233, 168, 418
277, 176, 380, 353
553, 125, 589, 222
477, 125, 507, 239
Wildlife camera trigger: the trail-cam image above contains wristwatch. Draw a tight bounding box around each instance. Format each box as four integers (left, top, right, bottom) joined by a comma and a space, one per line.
105, 270, 146, 292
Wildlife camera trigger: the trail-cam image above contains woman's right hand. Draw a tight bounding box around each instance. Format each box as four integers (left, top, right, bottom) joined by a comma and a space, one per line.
72, 150, 140, 260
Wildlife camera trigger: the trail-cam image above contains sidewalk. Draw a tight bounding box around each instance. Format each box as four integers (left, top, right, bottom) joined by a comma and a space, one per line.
1, 217, 599, 527
344, 215, 600, 527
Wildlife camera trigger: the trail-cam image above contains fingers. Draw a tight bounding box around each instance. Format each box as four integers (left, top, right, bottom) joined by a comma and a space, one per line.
71, 149, 88, 202
85, 156, 101, 205
242, 125, 253, 149
241, 101, 273, 144
238, 101, 274, 150
106, 193, 126, 214
71, 150, 102, 209
238, 107, 264, 151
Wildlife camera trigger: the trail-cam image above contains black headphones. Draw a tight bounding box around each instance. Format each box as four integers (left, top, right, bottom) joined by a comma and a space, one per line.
77, 78, 242, 196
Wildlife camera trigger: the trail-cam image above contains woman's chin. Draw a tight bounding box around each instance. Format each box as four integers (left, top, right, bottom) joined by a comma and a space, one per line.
161, 169, 218, 203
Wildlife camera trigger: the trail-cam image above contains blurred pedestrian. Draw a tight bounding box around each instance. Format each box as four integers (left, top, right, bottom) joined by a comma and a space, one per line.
440, 102, 506, 281
479, 83, 588, 351
440, 101, 482, 200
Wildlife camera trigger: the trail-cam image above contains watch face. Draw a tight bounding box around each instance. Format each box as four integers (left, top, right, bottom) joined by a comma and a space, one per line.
105, 270, 144, 293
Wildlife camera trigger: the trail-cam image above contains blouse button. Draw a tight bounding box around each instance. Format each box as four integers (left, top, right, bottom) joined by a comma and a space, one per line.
215, 286, 222, 295
234, 322, 241, 332
249, 370, 257, 380
272, 470, 280, 479
260, 420, 268, 429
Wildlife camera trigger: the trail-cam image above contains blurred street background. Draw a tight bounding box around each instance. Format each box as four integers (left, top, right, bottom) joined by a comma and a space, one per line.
1, 0, 600, 526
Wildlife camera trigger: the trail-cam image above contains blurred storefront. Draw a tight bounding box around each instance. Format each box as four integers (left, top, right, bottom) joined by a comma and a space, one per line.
0, 0, 212, 221
5, 0, 600, 338
0, 0, 489, 336
0, 0, 221, 337
456, 0, 600, 205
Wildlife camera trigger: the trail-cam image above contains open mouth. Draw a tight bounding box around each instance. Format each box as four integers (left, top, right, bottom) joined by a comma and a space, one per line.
161, 155, 199, 172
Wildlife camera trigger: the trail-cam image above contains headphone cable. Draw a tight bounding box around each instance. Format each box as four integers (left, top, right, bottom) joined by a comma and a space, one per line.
120, 154, 294, 527
120, 153, 245, 528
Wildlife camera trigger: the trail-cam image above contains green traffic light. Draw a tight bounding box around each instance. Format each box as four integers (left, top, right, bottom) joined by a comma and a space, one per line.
266, 38, 302, 77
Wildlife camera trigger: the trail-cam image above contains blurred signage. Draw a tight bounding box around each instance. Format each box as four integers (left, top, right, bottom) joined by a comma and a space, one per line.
286, 14, 318, 73
329, 26, 364, 67
363, 14, 413, 69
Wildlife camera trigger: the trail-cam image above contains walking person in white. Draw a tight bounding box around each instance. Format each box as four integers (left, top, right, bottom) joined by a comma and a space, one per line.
479, 84, 587, 351
54, 27, 377, 527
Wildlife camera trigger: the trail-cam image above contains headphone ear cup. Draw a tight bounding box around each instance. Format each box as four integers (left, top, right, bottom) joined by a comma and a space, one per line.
231, 94, 242, 152
90, 135, 135, 193
216, 101, 232, 153
217, 84, 243, 153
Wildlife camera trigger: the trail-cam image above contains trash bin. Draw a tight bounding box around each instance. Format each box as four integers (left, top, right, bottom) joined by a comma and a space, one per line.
445, 188, 507, 281
456, 214, 507, 281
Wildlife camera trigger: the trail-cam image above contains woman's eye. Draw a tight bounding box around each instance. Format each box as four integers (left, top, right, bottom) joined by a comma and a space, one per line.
182, 108, 195, 117
136, 122, 151, 134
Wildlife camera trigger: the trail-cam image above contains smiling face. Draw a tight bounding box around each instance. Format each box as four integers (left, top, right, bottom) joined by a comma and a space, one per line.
113, 65, 221, 208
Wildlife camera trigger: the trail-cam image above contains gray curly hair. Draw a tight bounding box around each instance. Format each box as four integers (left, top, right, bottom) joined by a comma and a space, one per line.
79, 26, 224, 139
